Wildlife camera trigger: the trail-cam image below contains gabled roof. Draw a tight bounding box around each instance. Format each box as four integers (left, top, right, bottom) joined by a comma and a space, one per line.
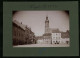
52, 28, 60, 33
13, 20, 26, 30
61, 32, 69, 38
43, 33, 51, 36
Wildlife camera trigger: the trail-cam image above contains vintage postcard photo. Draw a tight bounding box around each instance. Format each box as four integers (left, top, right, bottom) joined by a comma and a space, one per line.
3, 1, 79, 56
12, 11, 70, 47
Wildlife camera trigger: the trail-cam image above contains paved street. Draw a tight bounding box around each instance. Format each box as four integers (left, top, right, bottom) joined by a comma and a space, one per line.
13, 44, 69, 47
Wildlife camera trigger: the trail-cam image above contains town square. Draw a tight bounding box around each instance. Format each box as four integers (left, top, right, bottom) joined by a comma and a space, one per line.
13, 11, 70, 47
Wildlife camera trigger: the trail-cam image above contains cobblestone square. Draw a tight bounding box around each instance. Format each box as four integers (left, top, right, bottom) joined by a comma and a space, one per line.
13, 44, 69, 47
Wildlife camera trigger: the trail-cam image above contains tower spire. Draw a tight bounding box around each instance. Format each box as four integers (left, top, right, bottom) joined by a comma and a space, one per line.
46, 15, 49, 22
45, 14, 49, 33
46, 12, 48, 19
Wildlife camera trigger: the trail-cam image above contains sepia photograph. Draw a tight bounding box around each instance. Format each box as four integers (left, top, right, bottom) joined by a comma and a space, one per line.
3, 1, 79, 56
12, 11, 70, 47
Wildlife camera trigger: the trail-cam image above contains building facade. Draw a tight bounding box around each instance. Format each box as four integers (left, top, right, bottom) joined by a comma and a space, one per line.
43, 33, 52, 44
36, 34, 52, 44
61, 30, 70, 44
13, 20, 25, 45
52, 29, 70, 44
13, 20, 36, 45
52, 29, 61, 44
36, 36, 43, 44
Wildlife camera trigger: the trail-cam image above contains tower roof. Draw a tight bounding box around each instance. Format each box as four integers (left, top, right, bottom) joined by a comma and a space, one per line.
45, 16, 49, 22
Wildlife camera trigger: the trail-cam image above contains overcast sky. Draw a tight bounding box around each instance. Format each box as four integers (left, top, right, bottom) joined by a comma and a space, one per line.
13, 11, 69, 36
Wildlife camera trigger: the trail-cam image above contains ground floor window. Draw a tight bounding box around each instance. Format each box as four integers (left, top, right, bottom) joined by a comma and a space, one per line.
66, 41, 69, 44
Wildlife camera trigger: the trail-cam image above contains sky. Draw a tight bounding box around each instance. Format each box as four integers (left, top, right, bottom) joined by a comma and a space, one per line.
13, 11, 69, 36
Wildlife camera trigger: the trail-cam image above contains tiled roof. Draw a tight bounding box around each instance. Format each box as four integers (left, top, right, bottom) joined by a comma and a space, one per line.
52, 28, 60, 33
13, 20, 26, 30
61, 32, 69, 38
43, 33, 51, 36
36, 36, 43, 40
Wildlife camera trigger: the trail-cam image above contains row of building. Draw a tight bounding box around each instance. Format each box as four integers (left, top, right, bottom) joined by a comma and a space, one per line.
36, 16, 70, 44
52, 29, 69, 44
36, 29, 69, 44
13, 20, 36, 45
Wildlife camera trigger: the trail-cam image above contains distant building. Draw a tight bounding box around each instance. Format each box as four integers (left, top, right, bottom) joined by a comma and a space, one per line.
36, 16, 52, 44
36, 36, 44, 44
52, 29, 61, 44
36, 33, 52, 44
52, 29, 70, 44
43, 33, 52, 44
61, 30, 70, 44
36, 16, 70, 44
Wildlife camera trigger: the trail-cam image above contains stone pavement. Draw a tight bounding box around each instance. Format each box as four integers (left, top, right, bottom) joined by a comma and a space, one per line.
13, 44, 69, 47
